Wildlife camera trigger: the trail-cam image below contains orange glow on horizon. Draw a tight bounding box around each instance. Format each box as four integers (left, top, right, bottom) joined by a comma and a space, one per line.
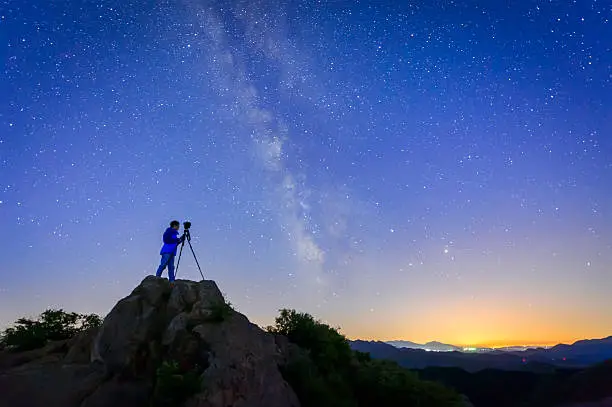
336, 297, 611, 350
347, 334, 604, 349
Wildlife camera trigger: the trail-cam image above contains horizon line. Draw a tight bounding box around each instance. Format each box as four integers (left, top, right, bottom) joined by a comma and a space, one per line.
351, 335, 612, 349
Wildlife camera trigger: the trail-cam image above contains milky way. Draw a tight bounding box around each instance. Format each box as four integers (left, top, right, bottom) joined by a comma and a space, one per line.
1, 0, 611, 346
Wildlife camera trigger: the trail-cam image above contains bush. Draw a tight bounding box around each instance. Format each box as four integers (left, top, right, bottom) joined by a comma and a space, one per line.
354, 359, 461, 407
280, 352, 356, 407
152, 359, 202, 407
269, 308, 463, 407
207, 299, 234, 323
0, 308, 102, 351
269, 309, 353, 374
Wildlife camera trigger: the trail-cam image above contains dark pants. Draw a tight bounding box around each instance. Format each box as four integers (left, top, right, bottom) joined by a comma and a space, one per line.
156, 252, 176, 282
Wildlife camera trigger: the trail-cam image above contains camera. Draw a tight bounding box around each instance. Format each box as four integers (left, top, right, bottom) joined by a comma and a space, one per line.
183, 221, 191, 229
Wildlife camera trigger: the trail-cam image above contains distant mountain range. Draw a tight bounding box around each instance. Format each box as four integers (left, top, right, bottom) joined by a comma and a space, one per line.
385, 339, 548, 353
386, 340, 463, 352
350, 336, 612, 372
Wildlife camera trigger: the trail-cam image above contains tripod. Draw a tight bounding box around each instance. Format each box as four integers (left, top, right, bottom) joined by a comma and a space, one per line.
175, 228, 205, 280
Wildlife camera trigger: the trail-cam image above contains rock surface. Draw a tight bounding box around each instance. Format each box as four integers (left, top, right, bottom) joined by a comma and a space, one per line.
0, 276, 300, 407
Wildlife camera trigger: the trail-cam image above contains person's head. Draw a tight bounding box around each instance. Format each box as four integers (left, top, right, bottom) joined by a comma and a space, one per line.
170, 220, 180, 230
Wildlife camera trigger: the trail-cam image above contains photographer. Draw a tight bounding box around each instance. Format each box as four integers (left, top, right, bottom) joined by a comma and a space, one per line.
155, 220, 185, 283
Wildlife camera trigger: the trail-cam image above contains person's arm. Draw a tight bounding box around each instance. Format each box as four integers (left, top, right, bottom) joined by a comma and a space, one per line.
163, 229, 182, 244
170, 230, 182, 244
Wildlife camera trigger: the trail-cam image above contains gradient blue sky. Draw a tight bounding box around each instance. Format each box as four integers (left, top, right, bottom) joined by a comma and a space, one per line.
1, 0, 611, 346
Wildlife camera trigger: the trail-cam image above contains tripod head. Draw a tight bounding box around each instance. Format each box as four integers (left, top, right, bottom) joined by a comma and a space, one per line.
182, 221, 192, 241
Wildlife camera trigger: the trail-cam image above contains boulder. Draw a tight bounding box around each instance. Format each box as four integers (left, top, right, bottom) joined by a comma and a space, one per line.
91, 275, 173, 376
188, 313, 300, 407
0, 363, 105, 407
65, 327, 100, 364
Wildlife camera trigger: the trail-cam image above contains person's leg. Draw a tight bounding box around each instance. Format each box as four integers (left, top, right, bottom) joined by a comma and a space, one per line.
167, 253, 176, 282
156, 253, 170, 277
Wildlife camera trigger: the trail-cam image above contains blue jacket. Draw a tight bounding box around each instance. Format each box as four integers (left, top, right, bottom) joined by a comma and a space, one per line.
160, 227, 182, 255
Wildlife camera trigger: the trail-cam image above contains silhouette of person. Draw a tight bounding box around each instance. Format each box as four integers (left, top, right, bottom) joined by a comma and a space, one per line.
155, 220, 185, 283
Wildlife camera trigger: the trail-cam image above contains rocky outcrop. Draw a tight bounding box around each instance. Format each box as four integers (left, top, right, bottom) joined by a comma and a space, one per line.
0, 276, 300, 407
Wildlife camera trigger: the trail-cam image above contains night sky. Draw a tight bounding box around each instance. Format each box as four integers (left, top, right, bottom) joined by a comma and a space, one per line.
1, 1, 611, 347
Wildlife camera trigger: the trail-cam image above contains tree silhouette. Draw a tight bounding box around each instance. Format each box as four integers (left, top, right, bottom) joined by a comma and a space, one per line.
0, 308, 102, 351
268, 308, 462, 407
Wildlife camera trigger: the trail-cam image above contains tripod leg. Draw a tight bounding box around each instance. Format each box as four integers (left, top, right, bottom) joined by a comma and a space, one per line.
187, 239, 205, 280
175, 241, 185, 279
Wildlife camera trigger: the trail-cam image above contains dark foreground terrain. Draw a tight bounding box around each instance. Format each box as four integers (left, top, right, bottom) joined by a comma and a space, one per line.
1, 276, 610, 407
0, 276, 466, 407
414, 362, 612, 407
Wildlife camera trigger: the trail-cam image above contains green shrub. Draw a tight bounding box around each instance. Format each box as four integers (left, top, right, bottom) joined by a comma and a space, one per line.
151, 360, 202, 407
353, 358, 461, 407
270, 308, 463, 407
0, 308, 102, 351
280, 352, 356, 407
207, 299, 234, 322
269, 309, 353, 373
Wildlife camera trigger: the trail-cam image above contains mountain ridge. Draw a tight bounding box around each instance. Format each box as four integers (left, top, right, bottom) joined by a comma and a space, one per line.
351, 336, 612, 373
381, 336, 612, 352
